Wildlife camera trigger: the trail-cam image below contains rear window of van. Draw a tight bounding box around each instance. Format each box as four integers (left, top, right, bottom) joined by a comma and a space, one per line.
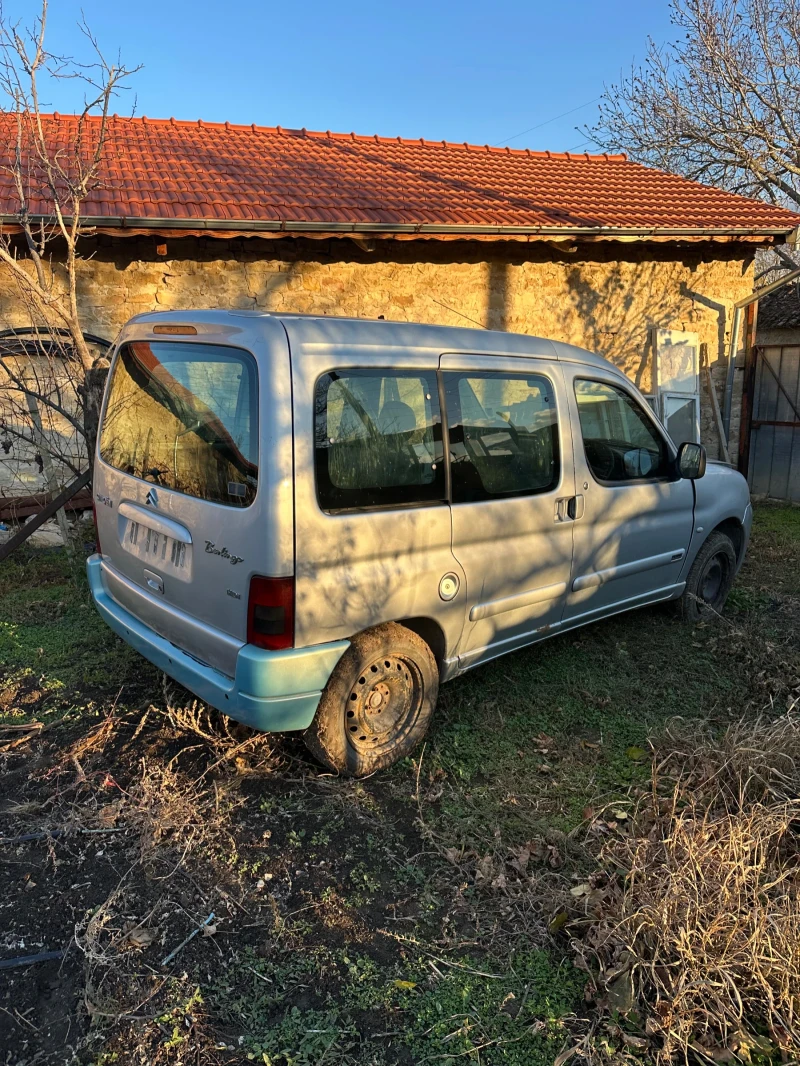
99, 341, 258, 507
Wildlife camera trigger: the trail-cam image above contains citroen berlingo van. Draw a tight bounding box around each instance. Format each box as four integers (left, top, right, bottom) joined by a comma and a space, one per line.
88, 311, 752, 776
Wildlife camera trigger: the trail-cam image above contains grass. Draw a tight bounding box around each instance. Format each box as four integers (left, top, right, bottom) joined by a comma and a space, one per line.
0, 548, 150, 723
741, 503, 800, 599
0, 501, 798, 1064
420, 585, 753, 856
212, 945, 584, 1066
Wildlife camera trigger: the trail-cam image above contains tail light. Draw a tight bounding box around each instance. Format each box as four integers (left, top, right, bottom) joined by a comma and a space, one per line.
247, 576, 294, 651
92, 502, 102, 554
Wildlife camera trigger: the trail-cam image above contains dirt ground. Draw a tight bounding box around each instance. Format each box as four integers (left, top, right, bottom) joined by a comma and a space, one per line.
1, 504, 798, 1066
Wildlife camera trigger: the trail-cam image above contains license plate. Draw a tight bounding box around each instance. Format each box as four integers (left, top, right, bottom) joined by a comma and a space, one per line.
126, 519, 187, 569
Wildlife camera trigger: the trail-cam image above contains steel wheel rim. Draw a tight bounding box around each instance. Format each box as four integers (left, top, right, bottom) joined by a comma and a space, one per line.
701, 554, 726, 603
345, 654, 424, 755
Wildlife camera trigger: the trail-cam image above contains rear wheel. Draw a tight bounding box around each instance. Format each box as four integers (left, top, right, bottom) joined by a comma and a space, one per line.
303, 623, 438, 777
679, 531, 737, 621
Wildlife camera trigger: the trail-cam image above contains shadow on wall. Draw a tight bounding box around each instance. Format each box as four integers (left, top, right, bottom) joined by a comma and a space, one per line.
254, 248, 701, 369
487, 260, 510, 331
680, 282, 728, 369
66, 237, 746, 391
562, 259, 698, 392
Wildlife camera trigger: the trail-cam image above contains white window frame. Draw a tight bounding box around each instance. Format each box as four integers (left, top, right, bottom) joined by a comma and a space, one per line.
653, 329, 701, 443
660, 392, 701, 446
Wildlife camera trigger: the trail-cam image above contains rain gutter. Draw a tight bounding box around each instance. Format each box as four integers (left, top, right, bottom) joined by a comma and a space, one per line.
0, 214, 796, 239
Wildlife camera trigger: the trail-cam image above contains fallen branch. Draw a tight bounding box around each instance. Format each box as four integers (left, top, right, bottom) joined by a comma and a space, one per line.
0, 721, 45, 753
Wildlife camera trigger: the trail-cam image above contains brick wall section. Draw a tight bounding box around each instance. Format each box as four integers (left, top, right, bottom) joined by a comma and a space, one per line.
0, 237, 755, 482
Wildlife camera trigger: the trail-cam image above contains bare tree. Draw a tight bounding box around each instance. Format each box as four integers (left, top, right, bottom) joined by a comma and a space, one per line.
588, 0, 800, 209
0, 0, 138, 505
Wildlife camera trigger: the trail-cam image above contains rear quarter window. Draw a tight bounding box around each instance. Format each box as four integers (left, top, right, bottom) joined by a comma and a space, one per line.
99, 341, 258, 506
314, 369, 445, 511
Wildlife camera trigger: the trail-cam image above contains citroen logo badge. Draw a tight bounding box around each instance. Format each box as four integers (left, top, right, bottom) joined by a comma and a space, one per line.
146, 487, 158, 507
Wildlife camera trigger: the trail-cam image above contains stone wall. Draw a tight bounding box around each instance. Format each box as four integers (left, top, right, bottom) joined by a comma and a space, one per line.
0, 236, 756, 491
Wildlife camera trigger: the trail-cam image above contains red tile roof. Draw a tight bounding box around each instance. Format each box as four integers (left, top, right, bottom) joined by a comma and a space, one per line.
2, 113, 798, 243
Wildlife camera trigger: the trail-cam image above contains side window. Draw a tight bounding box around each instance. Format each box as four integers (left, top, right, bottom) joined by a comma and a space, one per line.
315, 369, 445, 511
574, 379, 671, 482
444, 372, 560, 503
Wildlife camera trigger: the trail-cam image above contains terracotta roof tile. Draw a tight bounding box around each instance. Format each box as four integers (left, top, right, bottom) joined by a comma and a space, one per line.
0, 113, 797, 240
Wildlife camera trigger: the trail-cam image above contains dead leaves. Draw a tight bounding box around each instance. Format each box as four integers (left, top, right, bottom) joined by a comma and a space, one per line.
479, 837, 564, 886
442, 831, 566, 887
579, 691, 612, 710
553, 1045, 581, 1066
603, 968, 636, 1015
548, 910, 569, 933
126, 927, 157, 949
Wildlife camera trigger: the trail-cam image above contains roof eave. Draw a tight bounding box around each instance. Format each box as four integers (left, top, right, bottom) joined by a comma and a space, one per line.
0, 214, 795, 242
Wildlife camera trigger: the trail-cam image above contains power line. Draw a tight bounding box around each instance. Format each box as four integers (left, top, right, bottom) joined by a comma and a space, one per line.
565, 138, 594, 153
493, 96, 603, 147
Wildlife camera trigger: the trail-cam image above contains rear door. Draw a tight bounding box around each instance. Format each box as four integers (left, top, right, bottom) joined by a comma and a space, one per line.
93, 320, 292, 674
559, 364, 695, 624
441, 355, 576, 670
290, 340, 467, 671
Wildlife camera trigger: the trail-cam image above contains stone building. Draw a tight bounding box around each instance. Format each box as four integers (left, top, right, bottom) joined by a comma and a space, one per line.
1, 114, 799, 493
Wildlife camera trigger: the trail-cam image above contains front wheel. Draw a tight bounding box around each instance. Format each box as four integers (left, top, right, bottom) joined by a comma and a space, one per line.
679, 531, 737, 622
303, 623, 439, 777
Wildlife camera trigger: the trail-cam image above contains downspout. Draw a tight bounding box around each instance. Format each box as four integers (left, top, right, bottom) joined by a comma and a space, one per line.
722, 264, 800, 440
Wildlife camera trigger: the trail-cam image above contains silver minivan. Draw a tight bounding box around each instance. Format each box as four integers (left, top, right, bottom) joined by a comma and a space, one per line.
88, 311, 752, 775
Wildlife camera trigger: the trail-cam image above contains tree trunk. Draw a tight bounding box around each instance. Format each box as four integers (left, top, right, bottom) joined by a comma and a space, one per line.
79, 363, 109, 469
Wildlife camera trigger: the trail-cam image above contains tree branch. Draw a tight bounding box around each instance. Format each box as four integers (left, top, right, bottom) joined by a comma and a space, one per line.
588, 0, 800, 208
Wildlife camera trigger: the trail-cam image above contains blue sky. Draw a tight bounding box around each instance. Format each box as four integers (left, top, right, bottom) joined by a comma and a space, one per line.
7, 0, 674, 152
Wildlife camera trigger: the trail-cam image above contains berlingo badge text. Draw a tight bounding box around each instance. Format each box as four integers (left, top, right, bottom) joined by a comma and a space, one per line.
204, 541, 244, 565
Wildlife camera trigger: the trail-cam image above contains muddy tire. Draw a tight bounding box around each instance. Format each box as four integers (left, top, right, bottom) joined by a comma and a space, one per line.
303, 623, 438, 777
679, 531, 737, 622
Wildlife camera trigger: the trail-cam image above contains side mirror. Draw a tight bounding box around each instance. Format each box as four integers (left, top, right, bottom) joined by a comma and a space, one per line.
677, 441, 706, 480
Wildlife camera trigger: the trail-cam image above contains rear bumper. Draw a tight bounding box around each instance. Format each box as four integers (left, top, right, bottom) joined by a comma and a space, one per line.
86, 555, 348, 733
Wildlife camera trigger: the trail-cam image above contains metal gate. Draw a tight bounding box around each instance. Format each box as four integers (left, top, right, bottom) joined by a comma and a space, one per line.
747, 345, 800, 502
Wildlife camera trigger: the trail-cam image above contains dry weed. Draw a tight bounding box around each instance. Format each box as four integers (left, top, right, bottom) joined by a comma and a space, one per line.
656, 710, 800, 808
156, 679, 279, 774
574, 710, 800, 1062
124, 758, 238, 873
73, 757, 240, 1023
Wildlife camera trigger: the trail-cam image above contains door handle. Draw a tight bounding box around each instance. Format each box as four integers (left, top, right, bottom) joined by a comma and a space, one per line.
555, 495, 585, 522
567, 494, 585, 521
